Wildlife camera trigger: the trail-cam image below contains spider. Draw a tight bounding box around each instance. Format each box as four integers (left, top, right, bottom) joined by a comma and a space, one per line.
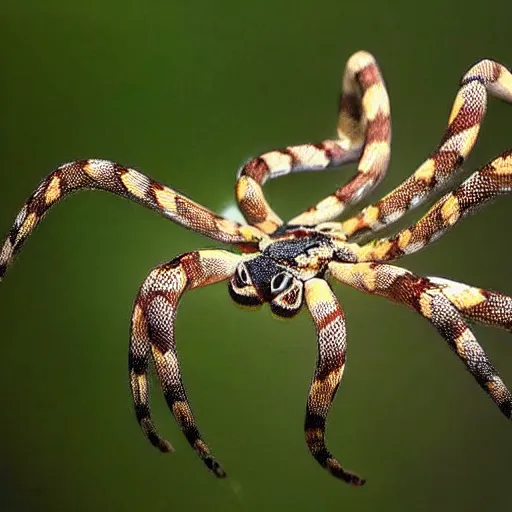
1, 51, 512, 487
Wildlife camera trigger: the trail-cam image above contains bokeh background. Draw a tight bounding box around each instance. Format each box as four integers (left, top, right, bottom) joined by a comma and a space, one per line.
2, 1, 512, 511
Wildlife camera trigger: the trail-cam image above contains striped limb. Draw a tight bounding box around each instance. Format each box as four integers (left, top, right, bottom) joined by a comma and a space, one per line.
129, 249, 241, 477
328, 262, 512, 418
0, 159, 264, 279
304, 278, 365, 486
340, 58, 512, 240
235, 50, 391, 233
427, 276, 512, 332
355, 150, 512, 262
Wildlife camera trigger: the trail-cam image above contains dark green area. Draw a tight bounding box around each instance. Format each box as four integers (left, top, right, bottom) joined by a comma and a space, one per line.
2, 1, 512, 511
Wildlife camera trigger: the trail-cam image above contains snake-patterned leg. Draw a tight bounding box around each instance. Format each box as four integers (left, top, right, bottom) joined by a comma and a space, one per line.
426, 276, 512, 332
236, 51, 391, 233
355, 149, 512, 262
304, 278, 365, 486
129, 249, 241, 477
290, 52, 391, 227
328, 262, 512, 418
0, 159, 263, 279
340, 59, 512, 240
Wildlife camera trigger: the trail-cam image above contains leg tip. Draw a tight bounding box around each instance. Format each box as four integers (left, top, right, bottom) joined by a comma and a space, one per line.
326, 458, 366, 486
142, 419, 175, 453
350, 476, 366, 487
214, 467, 227, 478
206, 457, 227, 478
158, 439, 175, 453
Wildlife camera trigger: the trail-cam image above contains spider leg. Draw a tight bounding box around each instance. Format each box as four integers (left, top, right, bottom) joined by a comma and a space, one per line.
426, 276, 512, 332
0, 160, 264, 279
340, 58, 512, 240
290, 52, 391, 227
328, 262, 512, 418
236, 51, 391, 233
128, 249, 241, 477
303, 278, 365, 486
354, 149, 512, 262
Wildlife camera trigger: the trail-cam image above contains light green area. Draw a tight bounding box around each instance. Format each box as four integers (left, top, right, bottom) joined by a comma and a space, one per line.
1, 1, 511, 511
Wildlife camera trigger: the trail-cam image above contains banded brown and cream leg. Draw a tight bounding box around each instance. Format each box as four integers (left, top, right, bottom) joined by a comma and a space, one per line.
236, 51, 391, 233
129, 249, 242, 477
304, 278, 365, 485
328, 262, 512, 418
339, 58, 512, 240
426, 276, 512, 332
355, 149, 512, 262
0, 159, 264, 279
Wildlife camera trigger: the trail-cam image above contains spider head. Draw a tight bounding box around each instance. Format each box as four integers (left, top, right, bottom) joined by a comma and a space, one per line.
228, 256, 304, 318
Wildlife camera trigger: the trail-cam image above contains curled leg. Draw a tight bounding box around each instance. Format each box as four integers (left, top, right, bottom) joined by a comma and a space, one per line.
129, 249, 241, 477
341, 58, 512, 239
236, 51, 390, 232
289, 51, 391, 227
355, 149, 512, 262
328, 262, 512, 418
0, 159, 263, 279
304, 278, 365, 486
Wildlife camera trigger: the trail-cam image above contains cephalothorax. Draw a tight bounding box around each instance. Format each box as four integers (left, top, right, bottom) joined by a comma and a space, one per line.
229, 228, 357, 316
2, 51, 512, 485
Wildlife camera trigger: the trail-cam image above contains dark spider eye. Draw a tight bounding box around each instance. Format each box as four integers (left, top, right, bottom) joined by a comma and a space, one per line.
270, 273, 292, 294
236, 264, 251, 286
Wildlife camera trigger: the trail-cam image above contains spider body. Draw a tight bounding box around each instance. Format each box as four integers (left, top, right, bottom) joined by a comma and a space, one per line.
2, 51, 512, 486
229, 227, 343, 316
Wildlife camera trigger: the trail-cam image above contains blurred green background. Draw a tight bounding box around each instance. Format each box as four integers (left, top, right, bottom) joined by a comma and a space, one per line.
2, 1, 512, 511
